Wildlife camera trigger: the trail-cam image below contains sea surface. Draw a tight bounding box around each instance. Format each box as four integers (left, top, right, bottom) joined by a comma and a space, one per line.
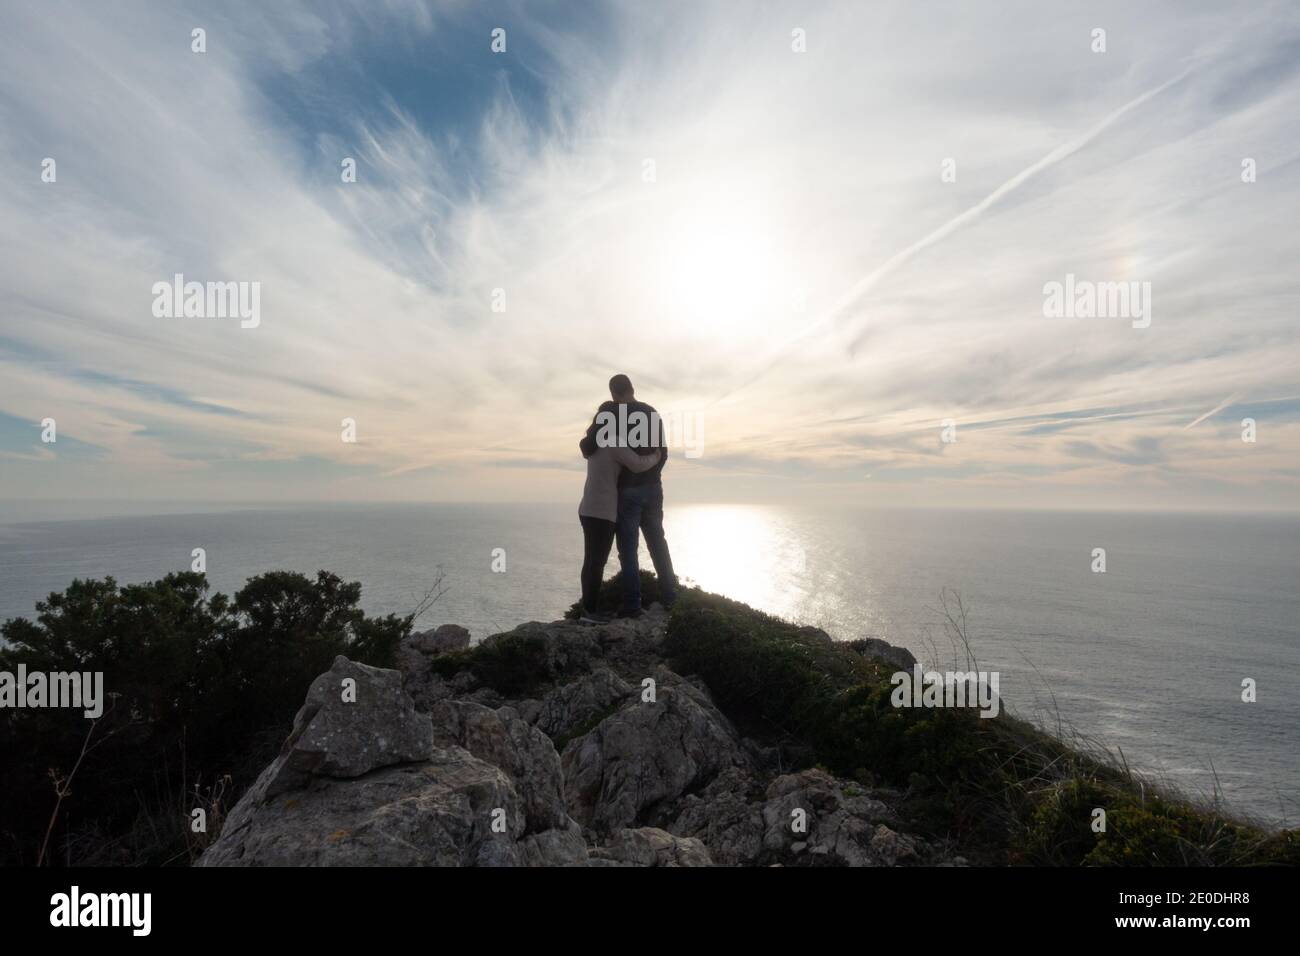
1, 502, 1296, 824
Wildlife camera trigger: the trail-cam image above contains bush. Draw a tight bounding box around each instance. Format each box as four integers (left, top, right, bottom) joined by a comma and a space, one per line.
1022, 778, 1300, 867
0, 570, 410, 866
659, 583, 1293, 865
428, 633, 555, 698
563, 569, 666, 619
663, 591, 993, 785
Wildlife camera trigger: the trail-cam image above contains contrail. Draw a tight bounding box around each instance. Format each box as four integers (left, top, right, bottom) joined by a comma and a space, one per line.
704, 66, 1195, 410
1185, 392, 1241, 429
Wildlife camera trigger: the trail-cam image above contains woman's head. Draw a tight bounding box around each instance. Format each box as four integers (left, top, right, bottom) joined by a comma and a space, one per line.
580, 401, 619, 459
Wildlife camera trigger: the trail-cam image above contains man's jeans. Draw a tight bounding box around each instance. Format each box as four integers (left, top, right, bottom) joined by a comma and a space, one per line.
616, 479, 677, 612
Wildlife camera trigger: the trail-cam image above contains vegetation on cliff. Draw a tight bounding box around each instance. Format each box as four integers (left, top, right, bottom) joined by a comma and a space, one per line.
567, 575, 1299, 866
2, 567, 1293, 866
0, 571, 409, 865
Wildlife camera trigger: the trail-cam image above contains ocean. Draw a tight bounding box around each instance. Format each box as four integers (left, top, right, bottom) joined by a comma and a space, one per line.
1, 502, 1296, 824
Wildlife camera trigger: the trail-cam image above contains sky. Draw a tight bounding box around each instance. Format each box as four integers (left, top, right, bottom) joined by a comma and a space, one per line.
0, 0, 1297, 513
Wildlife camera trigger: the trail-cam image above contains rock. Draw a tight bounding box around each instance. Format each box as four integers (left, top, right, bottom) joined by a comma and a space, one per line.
401, 623, 471, 665
398, 625, 473, 710
870, 824, 920, 865
404, 673, 449, 711
201, 668, 588, 867
449, 671, 478, 693
588, 827, 713, 867
201, 746, 526, 866
518, 821, 589, 867
262, 656, 433, 798
758, 769, 913, 866
561, 667, 750, 834
429, 700, 572, 833
533, 667, 633, 740
667, 767, 765, 865
201, 609, 951, 869
513, 698, 543, 724
848, 637, 917, 672
464, 686, 506, 709
795, 624, 836, 645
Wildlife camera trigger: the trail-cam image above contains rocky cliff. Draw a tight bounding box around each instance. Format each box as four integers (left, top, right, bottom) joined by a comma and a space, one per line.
199, 605, 960, 867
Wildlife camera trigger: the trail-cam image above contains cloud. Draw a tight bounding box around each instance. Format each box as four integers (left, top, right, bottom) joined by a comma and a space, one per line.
0, 0, 1297, 509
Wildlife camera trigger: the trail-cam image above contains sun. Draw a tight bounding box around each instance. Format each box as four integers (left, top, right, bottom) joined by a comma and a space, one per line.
651, 196, 793, 336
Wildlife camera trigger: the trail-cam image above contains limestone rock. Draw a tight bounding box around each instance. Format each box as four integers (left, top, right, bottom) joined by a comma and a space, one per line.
201, 609, 952, 868
401, 623, 471, 664
533, 667, 633, 741
201, 746, 524, 866
263, 656, 433, 797
758, 769, 914, 866
429, 700, 572, 833
561, 667, 750, 834
518, 821, 590, 867
668, 767, 766, 865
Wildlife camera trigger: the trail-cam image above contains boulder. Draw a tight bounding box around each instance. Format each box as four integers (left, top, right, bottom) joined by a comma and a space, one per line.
200, 658, 588, 867
869, 824, 922, 866
429, 700, 572, 833
201, 746, 525, 866
262, 656, 433, 797
848, 637, 917, 672
561, 667, 750, 833
518, 821, 590, 867
758, 769, 915, 866
667, 767, 766, 865
532, 667, 633, 741
401, 623, 472, 663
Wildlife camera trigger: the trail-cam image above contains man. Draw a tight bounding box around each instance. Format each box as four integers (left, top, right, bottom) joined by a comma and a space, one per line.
582, 373, 678, 618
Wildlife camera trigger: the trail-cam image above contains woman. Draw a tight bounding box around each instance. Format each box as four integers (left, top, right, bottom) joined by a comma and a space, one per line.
577, 400, 663, 623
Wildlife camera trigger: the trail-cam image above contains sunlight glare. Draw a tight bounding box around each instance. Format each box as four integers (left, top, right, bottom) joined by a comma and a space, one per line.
662, 504, 809, 619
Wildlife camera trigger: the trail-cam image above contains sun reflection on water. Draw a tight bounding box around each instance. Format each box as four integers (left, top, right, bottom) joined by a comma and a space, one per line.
661, 504, 810, 621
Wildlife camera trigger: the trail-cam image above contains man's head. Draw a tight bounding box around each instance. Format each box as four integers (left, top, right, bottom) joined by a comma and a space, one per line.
608, 373, 634, 401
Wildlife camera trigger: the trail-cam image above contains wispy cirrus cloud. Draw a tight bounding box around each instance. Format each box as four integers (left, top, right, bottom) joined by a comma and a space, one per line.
0, 0, 1297, 511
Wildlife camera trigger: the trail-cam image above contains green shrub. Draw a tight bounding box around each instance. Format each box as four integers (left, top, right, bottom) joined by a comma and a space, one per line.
0, 570, 410, 866
659, 582, 1292, 865
1022, 778, 1300, 866
429, 618, 608, 698
563, 569, 666, 619
664, 595, 991, 781
428, 632, 554, 698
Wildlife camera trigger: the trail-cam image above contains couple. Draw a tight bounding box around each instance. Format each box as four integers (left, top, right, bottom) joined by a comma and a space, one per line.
576, 373, 677, 623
